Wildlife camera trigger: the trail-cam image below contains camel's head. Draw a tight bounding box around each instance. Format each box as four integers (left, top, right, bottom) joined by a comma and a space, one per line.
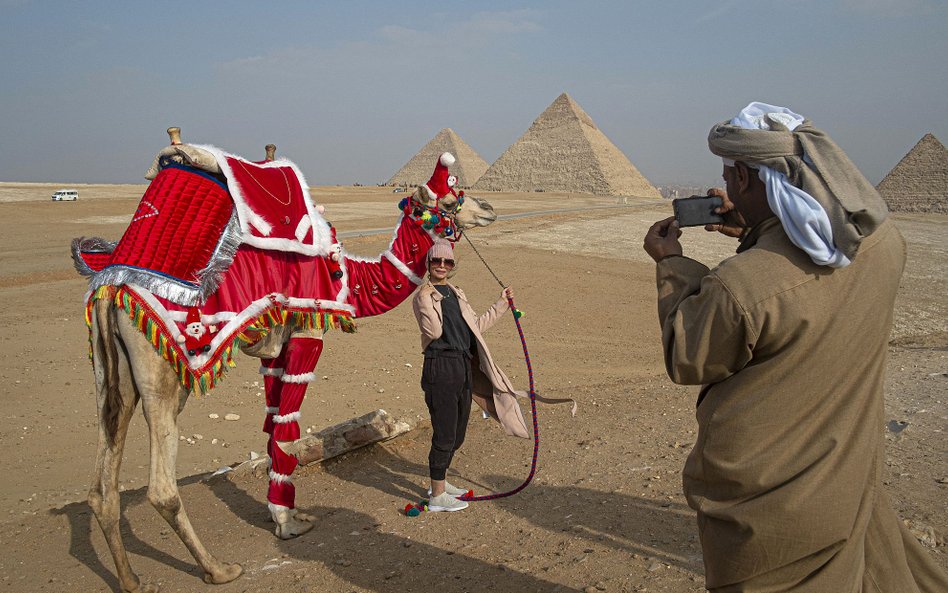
405, 185, 496, 233
400, 152, 496, 241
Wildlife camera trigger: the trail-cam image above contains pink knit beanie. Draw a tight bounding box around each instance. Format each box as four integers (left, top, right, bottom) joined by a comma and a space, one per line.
427, 240, 453, 262
427, 240, 457, 277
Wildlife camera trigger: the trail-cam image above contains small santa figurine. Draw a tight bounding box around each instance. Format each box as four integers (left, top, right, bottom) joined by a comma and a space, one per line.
326, 223, 344, 280
177, 307, 217, 356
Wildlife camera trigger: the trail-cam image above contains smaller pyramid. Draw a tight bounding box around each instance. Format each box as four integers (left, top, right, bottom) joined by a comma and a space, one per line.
473, 93, 660, 198
387, 128, 489, 188
876, 133, 948, 214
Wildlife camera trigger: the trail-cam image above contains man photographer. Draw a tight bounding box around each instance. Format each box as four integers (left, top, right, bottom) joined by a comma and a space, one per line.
642, 103, 947, 592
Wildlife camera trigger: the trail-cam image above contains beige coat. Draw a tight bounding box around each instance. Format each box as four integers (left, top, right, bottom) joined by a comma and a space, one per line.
412, 281, 529, 438
657, 218, 947, 592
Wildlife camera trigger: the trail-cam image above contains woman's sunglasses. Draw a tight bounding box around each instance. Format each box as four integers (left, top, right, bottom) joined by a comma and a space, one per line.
430, 257, 456, 268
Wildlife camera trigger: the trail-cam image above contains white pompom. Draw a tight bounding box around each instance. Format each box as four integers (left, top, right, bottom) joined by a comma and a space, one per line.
439, 152, 456, 166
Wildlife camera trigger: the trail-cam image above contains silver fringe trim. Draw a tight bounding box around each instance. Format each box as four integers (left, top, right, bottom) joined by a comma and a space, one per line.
71, 237, 117, 277
193, 210, 242, 302
88, 267, 202, 305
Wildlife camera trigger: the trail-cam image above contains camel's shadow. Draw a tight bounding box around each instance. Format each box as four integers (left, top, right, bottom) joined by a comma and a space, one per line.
50, 474, 208, 592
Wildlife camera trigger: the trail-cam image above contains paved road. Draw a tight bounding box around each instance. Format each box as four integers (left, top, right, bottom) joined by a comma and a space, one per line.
336, 200, 666, 239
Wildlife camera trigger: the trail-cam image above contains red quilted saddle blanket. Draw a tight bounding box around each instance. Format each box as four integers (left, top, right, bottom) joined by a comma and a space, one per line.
75, 164, 233, 292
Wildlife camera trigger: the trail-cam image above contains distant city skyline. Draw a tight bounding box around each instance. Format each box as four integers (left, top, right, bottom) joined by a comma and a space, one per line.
1, 1, 945, 187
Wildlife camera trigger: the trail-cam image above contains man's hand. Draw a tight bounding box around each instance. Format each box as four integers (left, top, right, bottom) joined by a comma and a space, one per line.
501, 286, 515, 301
704, 187, 746, 238
643, 216, 683, 263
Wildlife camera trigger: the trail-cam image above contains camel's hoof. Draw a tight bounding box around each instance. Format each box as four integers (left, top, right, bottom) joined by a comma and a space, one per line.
203, 562, 243, 585
126, 582, 160, 593
275, 517, 315, 539
294, 510, 317, 523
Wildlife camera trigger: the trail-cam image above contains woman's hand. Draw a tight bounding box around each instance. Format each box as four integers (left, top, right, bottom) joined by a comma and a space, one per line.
501, 286, 515, 302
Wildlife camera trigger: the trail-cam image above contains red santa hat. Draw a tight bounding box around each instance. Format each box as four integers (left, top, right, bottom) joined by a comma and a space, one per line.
424, 152, 459, 201
185, 307, 203, 325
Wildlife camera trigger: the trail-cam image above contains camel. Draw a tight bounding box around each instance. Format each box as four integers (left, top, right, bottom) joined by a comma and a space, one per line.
75, 133, 497, 592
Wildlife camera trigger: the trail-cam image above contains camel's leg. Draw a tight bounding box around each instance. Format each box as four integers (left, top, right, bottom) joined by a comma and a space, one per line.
265, 334, 323, 539
87, 303, 157, 593
123, 320, 242, 585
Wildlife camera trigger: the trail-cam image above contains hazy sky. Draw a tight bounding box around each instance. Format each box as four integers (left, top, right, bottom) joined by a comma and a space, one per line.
1, 1, 945, 187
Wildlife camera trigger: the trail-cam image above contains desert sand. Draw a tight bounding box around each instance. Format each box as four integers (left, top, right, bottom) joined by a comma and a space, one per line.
0, 182, 944, 592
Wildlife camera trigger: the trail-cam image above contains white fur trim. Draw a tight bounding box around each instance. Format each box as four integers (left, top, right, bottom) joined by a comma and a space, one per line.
248, 213, 273, 236
424, 184, 438, 201
259, 366, 284, 377
281, 373, 315, 384
192, 144, 332, 256
295, 216, 312, 242
240, 234, 326, 256
440, 152, 455, 166
128, 286, 274, 366
168, 310, 236, 324
265, 406, 279, 414
273, 411, 301, 424
284, 297, 355, 315
383, 250, 423, 285
268, 470, 293, 484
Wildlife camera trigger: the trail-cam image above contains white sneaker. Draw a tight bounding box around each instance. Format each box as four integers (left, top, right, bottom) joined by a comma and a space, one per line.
427, 480, 468, 498
427, 492, 469, 513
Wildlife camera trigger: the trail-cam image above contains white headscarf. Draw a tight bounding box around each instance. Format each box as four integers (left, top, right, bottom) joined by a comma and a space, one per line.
724, 102, 850, 268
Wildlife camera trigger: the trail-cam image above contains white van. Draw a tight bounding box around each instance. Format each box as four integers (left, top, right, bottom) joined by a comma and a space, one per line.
52, 189, 79, 201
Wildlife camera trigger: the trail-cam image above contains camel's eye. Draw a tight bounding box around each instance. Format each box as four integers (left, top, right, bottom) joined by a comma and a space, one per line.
439, 196, 458, 211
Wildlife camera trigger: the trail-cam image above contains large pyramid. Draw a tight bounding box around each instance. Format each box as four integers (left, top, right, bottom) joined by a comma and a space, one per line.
473, 93, 659, 198
876, 133, 948, 213
387, 128, 488, 188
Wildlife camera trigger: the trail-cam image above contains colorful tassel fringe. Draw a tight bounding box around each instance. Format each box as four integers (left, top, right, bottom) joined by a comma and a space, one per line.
84, 285, 356, 395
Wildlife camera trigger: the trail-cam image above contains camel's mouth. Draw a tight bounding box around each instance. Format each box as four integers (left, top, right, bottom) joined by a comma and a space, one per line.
456, 197, 496, 229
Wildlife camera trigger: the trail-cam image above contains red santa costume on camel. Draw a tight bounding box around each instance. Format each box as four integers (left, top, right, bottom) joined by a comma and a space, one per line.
74, 146, 476, 536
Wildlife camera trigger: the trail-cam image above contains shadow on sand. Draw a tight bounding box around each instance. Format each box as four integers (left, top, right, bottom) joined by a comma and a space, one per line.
52, 439, 699, 592
49, 473, 209, 592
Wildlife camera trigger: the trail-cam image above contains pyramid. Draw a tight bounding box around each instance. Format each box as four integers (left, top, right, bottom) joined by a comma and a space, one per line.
387, 128, 489, 188
473, 93, 660, 198
876, 133, 948, 213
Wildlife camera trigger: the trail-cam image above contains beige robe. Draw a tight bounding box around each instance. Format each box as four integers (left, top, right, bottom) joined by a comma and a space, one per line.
413, 281, 530, 438
657, 218, 947, 592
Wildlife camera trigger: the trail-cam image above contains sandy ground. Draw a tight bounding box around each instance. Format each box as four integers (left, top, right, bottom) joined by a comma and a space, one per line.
0, 182, 944, 593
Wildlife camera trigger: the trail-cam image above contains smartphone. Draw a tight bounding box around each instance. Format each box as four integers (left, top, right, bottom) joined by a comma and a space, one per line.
673, 195, 724, 227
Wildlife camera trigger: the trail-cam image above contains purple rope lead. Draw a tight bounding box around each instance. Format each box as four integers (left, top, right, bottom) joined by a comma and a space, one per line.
459, 299, 540, 502
455, 234, 540, 502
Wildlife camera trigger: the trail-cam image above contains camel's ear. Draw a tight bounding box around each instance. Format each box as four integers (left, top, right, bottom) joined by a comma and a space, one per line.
411, 185, 430, 206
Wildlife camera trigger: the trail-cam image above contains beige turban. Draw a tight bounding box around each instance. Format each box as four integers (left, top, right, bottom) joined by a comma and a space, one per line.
708, 108, 889, 262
